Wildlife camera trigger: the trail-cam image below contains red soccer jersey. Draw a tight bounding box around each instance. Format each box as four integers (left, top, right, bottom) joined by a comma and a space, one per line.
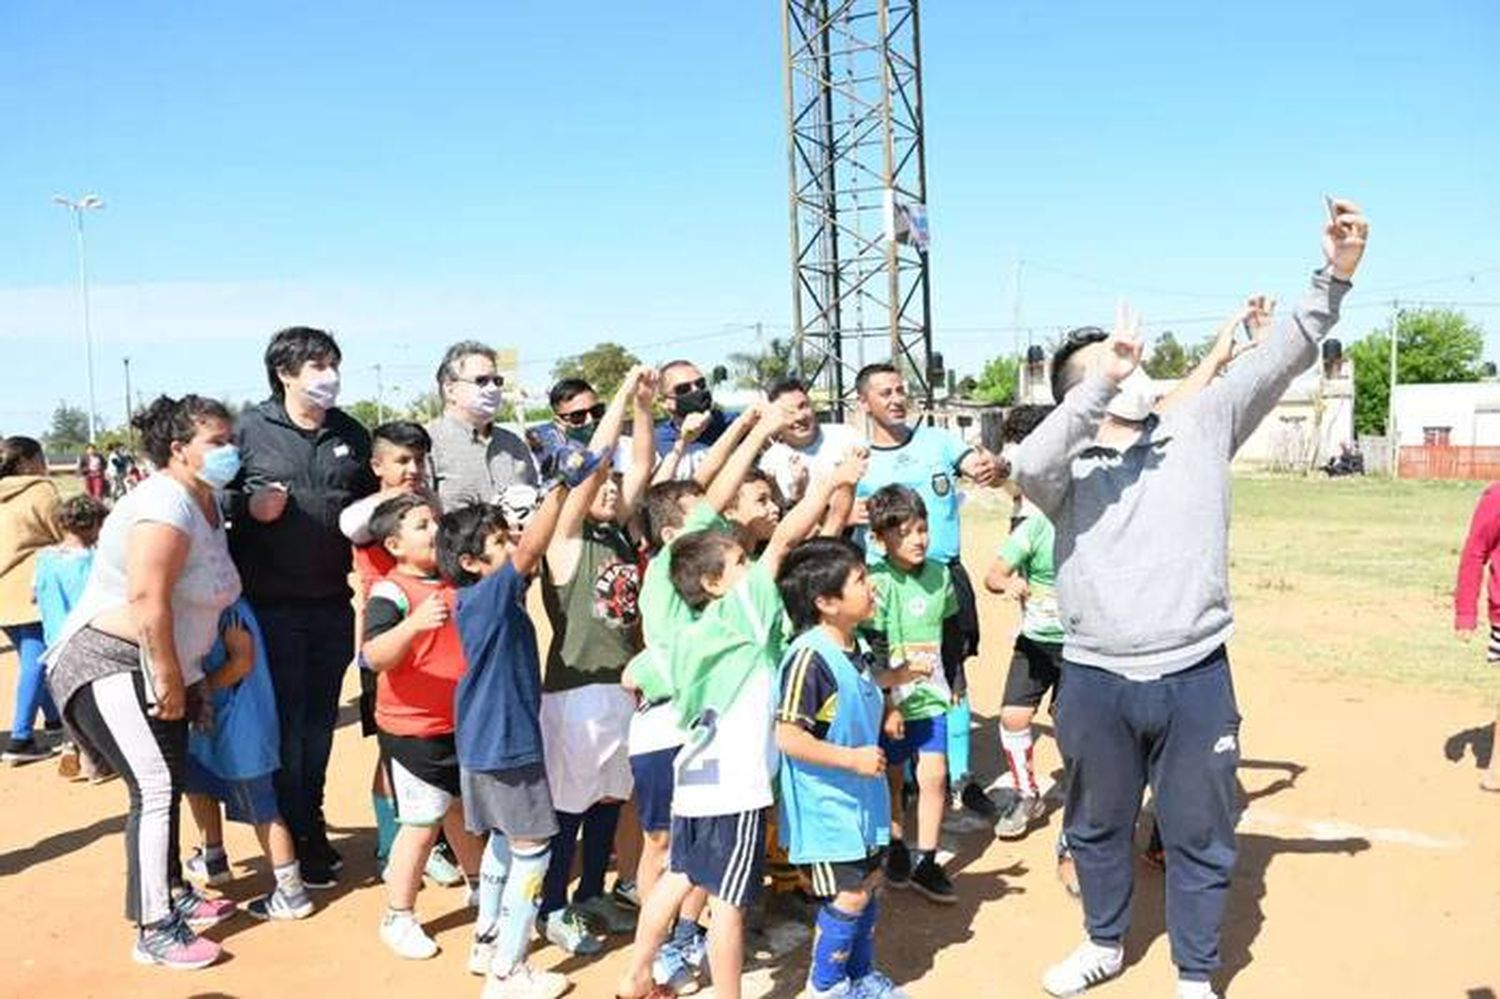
368, 571, 467, 737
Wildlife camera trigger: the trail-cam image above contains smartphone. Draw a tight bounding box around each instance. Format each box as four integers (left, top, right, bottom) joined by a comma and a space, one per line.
1323, 194, 1339, 224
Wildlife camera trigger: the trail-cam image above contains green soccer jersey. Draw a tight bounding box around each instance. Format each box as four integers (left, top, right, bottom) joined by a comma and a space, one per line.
639, 501, 729, 646
998, 513, 1064, 645
867, 558, 957, 721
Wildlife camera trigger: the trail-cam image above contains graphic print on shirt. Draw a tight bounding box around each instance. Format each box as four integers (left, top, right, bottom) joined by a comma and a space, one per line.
592, 557, 641, 628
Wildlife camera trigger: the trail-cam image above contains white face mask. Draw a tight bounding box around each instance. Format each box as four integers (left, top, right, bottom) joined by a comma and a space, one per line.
301, 369, 341, 410
1106, 367, 1156, 422
464, 382, 502, 419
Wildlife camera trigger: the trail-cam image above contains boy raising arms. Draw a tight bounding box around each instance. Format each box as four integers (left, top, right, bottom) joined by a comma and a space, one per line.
776, 537, 907, 999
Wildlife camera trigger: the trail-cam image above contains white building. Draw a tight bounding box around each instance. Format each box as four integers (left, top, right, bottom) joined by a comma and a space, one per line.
1390, 382, 1500, 448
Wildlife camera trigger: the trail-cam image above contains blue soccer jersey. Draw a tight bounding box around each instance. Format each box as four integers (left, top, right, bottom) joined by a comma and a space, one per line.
857, 425, 971, 563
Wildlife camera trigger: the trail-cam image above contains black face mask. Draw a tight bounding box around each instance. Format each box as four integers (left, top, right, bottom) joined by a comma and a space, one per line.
676, 387, 714, 416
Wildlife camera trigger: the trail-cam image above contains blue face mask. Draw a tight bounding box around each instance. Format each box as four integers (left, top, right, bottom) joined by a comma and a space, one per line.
197, 444, 242, 489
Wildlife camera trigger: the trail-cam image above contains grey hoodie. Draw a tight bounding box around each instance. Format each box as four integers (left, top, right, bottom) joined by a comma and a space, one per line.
1013, 268, 1350, 678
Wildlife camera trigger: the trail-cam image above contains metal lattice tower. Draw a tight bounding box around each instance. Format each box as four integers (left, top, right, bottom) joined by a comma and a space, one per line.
783, 0, 934, 417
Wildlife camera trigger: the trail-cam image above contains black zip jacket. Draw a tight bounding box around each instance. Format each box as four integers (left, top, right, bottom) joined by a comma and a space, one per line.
228, 398, 377, 602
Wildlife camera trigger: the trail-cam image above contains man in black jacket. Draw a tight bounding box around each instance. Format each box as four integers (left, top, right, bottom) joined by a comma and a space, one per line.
229, 326, 376, 888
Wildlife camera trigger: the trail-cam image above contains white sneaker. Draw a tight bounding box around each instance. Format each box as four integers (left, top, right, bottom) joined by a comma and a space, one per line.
481, 962, 570, 999
379, 909, 438, 960
468, 935, 497, 976
1041, 939, 1124, 997
807, 978, 853, 998
1176, 980, 1219, 999
850, 971, 911, 998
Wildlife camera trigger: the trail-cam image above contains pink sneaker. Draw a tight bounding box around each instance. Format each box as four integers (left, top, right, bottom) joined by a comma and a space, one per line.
172, 887, 238, 929
132, 916, 223, 970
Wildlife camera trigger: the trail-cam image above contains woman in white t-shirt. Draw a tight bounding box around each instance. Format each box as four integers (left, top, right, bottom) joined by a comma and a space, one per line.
45, 395, 243, 972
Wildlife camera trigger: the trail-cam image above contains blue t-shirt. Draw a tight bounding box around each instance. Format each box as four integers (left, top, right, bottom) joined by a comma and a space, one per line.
454, 564, 544, 772
189, 600, 280, 781
857, 425, 971, 563
33, 547, 95, 647
652, 409, 735, 456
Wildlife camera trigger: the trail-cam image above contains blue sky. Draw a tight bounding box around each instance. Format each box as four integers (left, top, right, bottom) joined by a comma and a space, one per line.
2, 1, 1497, 434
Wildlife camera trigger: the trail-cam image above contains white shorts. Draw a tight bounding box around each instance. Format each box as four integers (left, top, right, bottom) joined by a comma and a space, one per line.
389, 755, 454, 826
540, 684, 635, 814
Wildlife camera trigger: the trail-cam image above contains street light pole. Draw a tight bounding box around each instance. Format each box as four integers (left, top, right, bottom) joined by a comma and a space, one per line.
53, 194, 105, 444
122, 356, 134, 446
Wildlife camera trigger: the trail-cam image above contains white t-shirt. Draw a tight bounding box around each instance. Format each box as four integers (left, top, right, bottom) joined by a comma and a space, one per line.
758, 423, 866, 502
670, 666, 778, 818
50, 474, 241, 685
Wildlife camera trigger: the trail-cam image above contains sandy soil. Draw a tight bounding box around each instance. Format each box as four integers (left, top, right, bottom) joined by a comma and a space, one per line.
1, 525, 1497, 999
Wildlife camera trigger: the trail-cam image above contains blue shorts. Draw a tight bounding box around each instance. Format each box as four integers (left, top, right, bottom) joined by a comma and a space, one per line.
669, 810, 766, 909
630, 746, 679, 834
184, 757, 281, 826
880, 714, 948, 767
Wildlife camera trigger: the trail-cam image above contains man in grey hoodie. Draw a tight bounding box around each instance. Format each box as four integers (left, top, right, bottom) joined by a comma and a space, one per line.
1013, 199, 1369, 999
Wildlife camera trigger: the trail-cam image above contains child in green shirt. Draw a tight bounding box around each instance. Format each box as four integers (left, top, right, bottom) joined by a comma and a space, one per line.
864, 484, 958, 905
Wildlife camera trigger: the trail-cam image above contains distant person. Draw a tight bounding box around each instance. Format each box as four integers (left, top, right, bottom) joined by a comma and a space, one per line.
1013, 199, 1368, 999
653, 360, 736, 480
426, 341, 538, 510
229, 326, 377, 888
107, 443, 131, 500
43, 395, 245, 970
78, 443, 106, 501
1454, 481, 1500, 793
1, 435, 66, 763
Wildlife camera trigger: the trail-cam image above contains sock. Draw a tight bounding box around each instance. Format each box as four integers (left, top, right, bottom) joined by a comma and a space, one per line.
475, 832, 513, 940
493, 843, 549, 976
372, 794, 398, 864
577, 801, 622, 902
809, 903, 861, 991
202, 843, 226, 862
273, 860, 304, 897
540, 810, 583, 920
670, 916, 700, 948
846, 896, 878, 980
1000, 724, 1038, 797
945, 697, 972, 783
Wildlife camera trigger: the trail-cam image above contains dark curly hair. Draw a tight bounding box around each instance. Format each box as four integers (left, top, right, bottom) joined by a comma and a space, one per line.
131, 395, 233, 467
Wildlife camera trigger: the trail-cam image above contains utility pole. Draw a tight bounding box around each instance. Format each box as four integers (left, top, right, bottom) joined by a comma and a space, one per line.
1012, 256, 1024, 401
375, 363, 387, 424
1389, 298, 1400, 479
122, 357, 134, 446
52, 194, 105, 443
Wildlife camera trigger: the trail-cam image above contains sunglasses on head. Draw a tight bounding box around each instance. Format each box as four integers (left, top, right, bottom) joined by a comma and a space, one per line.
556, 402, 607, 426
670, 377, 708, 397
459, 375, 504, 388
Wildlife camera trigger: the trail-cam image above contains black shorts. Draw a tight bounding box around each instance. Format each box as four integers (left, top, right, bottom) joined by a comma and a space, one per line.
669, 810, 766, 909
1002, 635, 1064, 709
941, 560, 981, 699
378, 731, 462, 799
629, 746, 678, 834
805, 849, 886, 898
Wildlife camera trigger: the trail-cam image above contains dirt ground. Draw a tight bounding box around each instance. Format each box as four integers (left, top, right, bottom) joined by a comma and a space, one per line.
2, 490, 1498, 998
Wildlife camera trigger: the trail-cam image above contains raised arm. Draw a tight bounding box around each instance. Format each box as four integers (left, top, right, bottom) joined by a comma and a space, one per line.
618, 369, 660, 523
1187, 199, 1368, 454
703, 404, 782, 514
1156, 296, 1275, 415
763, 446, 868, 574
549, 368, 646, 581
692, 407, 764, 488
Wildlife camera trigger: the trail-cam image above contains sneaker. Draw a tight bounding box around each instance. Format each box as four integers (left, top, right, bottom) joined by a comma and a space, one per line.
883, 840, 912, 888
610, 876, 641, 910
300, 859, 338, 891
850, 970, 912, 998
1176, 981, 1219, 999
132, 915, 222, 970
172, 887, 238, 929
246, 888, 314, 921
310, 832, 344, 873
424, 844, 465, 886
543, 906, 604, 955
653, 940, 701, 994
908, 856, 956, 905
959, 781, 999, 818
2, 737, 54, 764
992, 794, 1046, 840
1041, 939, 1124, 997
573, 894, 637, 935
468, 935, 497, 976
481, 962, 570, 999
807, 978, 853, 998
380, 909, 439, 960
184, 848, 232, 888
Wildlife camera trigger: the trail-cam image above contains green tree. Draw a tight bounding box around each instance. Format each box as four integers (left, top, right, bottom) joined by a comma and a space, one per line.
345, 399, 385, 429
1348, 307, 1486, 436
1144, 331, 1191, 379
552, 342, 642, 398
971, 354, 1018, 405
727, 337, 796, 389
406, 391, 443, 422
45, 402, 91, 454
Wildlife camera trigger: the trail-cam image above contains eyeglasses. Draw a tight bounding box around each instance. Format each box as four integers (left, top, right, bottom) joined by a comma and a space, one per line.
456, 375, 504, 388
670, 377, 707, 397
556, 402, 607, 426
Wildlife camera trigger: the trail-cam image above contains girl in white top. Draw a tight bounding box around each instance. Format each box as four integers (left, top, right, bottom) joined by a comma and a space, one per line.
45, 395, 243, 972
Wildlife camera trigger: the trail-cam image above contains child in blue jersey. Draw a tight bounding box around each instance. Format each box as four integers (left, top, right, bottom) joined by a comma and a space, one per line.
183, 601, 313, 921
775, 537, 907, 999
32, 494, 107, 779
